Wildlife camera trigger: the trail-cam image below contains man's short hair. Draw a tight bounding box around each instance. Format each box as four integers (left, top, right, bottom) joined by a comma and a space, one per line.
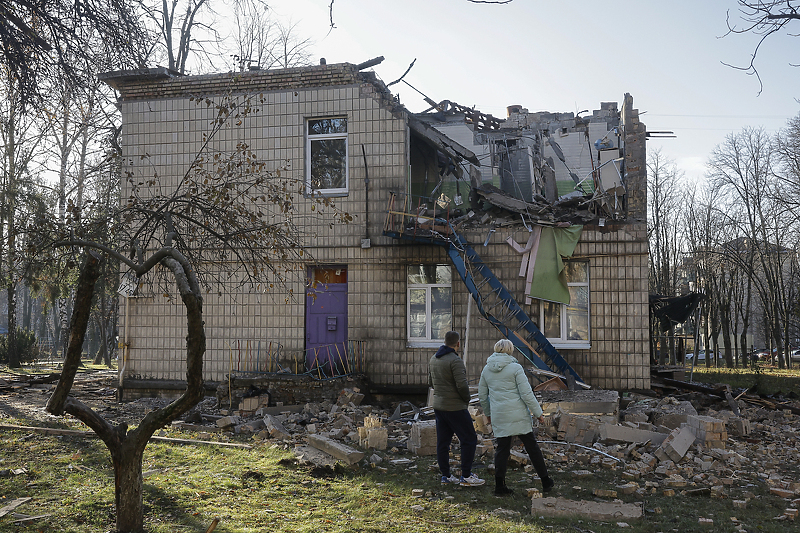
444, 331, 460, 347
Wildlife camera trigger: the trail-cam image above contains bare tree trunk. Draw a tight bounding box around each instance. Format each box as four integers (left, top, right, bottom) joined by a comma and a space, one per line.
92, 316, 103, 365
48, 250, 206, 532
50, 305, 61, 360
113, 441, 146, 532
668, 326, 676, 365
21, 285, 31, 330
721, 319, 733, 367
7, 281, 17, 366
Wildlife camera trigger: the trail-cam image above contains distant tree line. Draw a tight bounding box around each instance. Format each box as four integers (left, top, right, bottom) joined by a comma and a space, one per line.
648, 114, 800, 370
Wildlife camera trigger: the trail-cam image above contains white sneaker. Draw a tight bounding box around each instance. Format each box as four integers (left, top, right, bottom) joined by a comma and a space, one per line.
441, 475, 459, 484
459, 474, 485, 487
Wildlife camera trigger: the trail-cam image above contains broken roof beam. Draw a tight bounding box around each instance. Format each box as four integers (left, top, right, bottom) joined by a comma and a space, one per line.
407, 116, 480, 166
356, 56, 384, 70
474, 184, 554, 221
448, 101, 504, 130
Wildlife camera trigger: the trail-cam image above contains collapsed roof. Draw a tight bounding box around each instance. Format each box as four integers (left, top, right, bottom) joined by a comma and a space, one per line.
413, 98, 635, 227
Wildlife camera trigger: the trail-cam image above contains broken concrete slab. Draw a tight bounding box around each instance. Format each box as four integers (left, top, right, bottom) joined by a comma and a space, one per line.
558, 413, 601, 444
367, 427, 388, 450
236, 419, 266, 434
0, 498, 32, 518
408, 420, 436, 456
652, 399, 698, 429
539, 390, 619, 418
293, 445, 338, 468
655, 426, 695, 462
530, 497, 642, 521
598, 423, 668, 446
263, 414, 291, 440
307, 434, 365, 465
216, 416, 241, 429
256, 404, 304, 417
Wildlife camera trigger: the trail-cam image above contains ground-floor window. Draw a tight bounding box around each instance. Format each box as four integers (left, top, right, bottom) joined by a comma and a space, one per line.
538, 261, 590, 349
407, 264, 451, 347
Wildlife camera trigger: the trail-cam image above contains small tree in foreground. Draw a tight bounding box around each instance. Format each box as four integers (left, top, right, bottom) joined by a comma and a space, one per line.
32, 92, 350, 533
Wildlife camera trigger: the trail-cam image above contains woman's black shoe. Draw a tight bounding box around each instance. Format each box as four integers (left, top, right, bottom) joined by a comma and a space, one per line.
494, 485, 515, 496
542, 477, 555, 493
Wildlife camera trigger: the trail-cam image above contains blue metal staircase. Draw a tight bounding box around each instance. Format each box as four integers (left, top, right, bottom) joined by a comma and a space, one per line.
384, 192, 584, 385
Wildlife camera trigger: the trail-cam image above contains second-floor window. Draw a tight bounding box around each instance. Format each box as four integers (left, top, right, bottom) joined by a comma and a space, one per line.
306, 117, 348, 196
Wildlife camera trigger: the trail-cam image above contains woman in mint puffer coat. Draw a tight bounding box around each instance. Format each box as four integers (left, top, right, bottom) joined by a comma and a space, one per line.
478, 339, 554, 496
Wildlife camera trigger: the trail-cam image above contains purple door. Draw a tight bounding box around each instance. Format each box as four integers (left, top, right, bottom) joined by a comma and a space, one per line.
306, 267, 348, 375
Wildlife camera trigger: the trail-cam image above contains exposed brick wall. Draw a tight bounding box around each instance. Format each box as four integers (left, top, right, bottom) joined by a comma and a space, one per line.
623, 93, 647, 222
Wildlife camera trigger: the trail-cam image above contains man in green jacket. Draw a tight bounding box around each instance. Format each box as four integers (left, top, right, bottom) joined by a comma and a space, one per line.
428, 331, 485, 487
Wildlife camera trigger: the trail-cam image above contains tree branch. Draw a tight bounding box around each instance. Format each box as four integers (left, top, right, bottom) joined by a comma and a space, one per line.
46, 251, 103, 416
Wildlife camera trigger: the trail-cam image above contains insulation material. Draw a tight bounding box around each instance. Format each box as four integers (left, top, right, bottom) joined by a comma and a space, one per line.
528, 225, 583, 305
506, 228, 543, 305
545, 122, 611, 197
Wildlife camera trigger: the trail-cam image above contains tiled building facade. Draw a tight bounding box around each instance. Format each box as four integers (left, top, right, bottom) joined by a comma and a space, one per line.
103, 62, 649, 395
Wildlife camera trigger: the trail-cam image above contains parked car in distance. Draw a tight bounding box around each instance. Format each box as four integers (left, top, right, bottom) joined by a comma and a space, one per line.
791, 349, 800, 362
686, 350, 711, 361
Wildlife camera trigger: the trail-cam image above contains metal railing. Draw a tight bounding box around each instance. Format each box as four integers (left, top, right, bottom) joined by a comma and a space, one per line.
229, 339, 366, 380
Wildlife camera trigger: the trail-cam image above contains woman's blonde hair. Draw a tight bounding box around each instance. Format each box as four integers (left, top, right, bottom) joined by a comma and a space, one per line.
493, 339, 515, 354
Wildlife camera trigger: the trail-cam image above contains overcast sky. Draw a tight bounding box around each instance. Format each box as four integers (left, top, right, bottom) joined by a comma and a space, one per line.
263, 0, 800, 184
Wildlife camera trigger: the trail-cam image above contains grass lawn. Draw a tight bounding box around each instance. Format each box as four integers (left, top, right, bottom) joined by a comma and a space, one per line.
2, 365, 800, 532
686, 364, 800, 397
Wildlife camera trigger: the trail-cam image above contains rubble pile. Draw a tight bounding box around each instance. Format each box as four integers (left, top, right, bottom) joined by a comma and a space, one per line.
174, 386, 800, 522
3, 367, 800, 525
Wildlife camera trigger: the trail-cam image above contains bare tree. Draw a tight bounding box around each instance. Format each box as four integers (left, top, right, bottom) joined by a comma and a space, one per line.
684, 183, 725, 368
774, 112, 800, 364
230, 1, 314, 71
724, 1, 800, 93
0, 70, 49, 367
30, 91, 350, 532
0, 0, 144, 106
708, 126, 792, 367
139, 0, 225, 74
647, 149, 687, 364
269, 19, 314, 68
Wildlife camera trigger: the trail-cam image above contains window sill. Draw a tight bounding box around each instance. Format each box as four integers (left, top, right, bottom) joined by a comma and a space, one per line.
549, 342, 591, 350
407, 340, 442, 349
306, 190, 349, 198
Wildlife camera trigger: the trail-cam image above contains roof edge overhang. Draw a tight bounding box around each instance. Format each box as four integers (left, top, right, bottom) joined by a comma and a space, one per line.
98, 67, 184, 90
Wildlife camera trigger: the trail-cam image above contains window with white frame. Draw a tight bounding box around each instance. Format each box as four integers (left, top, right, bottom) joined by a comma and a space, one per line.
538, 261, 590, 349
407, 265, 452, 347
306, 117, 348, 195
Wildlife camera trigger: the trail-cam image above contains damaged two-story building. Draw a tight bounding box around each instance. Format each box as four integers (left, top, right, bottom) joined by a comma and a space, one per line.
100, 58, 649, 400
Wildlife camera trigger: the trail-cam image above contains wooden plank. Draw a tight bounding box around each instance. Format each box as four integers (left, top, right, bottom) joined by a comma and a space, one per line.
12, 513, 52, 524
171, 421, 224, 433
0, 497, 32, 518
0, 424, 251, 449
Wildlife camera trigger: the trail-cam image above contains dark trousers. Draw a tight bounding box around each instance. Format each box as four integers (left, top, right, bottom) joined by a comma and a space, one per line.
434, 409, 478, 478
494, 432, 549, 486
